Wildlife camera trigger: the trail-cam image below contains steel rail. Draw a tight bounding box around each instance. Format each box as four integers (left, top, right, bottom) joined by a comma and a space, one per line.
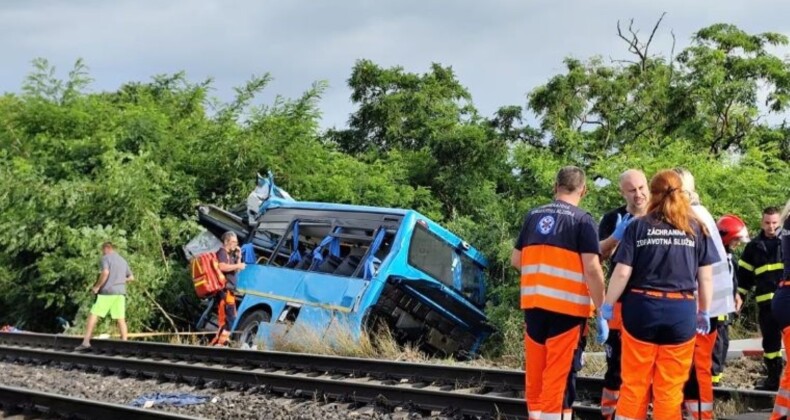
0, 384, 198, 419
0, 333, 776, 415
0, 345, 531, 419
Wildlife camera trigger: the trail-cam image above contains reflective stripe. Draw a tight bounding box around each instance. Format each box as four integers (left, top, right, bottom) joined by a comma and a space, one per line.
699, 403, 714, 412
528, 412, 542, 420
522, 285, 592, 306
601, 406, 615, 415
522, 263, 584, 283
712, 262, 729, 275
756, 293, 775, 303
520, 244, 590, 316
712, 287, 733, 300
773, 405, 789, 416
615, 415, 641, 420
755, 263, 784, 275
765, 351, 783, 359
779, 389, 790, 399
738, 259, 755, 271
737, 287, 750, 295
601, 388, 619, 401
716, 315, 727, 321
539, 413, 562, 420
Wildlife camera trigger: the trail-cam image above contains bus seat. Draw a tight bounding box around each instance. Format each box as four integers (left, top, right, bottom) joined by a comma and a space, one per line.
316, 254, 343, 274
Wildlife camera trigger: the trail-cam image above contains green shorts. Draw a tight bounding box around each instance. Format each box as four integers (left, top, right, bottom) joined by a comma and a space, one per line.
90, 295, 126, 320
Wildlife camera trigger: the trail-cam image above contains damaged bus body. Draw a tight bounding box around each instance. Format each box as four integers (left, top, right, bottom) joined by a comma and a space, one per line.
191, 179, 494, 357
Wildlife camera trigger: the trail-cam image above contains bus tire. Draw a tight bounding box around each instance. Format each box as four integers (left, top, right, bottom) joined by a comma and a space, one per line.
237, 309, 270, 348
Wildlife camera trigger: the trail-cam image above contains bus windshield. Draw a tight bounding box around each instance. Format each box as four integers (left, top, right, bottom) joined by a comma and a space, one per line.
407, 223, 486, 306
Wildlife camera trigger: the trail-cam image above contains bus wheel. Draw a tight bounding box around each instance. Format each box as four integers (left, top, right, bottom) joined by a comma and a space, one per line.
237, 310, 270, 349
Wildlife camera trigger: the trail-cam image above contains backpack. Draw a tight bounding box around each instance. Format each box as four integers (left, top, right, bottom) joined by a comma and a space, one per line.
190, 252, 226, 298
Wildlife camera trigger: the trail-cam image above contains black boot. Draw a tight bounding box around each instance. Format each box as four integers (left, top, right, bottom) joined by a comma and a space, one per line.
755, 357, 782, 391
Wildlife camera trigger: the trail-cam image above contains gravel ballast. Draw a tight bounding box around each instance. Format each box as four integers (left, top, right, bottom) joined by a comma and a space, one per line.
0, 355, 767, 419
0, 361, 430, 420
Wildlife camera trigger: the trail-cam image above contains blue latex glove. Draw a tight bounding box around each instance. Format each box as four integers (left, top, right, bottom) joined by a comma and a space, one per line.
612, 213, 633, 241
596, 314, 609, 344
600, 303, 614, 321
696, 311, 711, 334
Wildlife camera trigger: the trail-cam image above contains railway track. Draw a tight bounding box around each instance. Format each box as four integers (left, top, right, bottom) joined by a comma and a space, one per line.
0, 384, 195, 419
0, 332, 777, 419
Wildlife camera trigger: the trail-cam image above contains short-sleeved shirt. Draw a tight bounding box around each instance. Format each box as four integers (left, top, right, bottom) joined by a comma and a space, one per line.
613, 214, 720, 292
217, 248, 239, 290
515, 200, 600, 255
98, 252, 132, 295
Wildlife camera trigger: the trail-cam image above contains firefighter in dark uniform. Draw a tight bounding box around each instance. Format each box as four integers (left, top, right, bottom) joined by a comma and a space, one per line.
601, 170, 718, 419
738, 206, 784, 390
769, 201, 790, 419
511, 166, 607, 420
597, 169, 649, 419
712, 215, 749, 385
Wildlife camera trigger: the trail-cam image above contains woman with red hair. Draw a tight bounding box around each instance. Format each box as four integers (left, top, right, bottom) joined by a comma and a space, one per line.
601, 170, 718, 419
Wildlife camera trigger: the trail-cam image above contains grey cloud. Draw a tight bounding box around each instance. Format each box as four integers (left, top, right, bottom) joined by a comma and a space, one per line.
1, 0, 788, 129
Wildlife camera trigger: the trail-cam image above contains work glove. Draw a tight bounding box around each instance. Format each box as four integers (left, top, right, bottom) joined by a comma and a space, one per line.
596, 314, 609, 344
696, 310, 711, 334
612, 213, 633, 241
600, 303, 614, 321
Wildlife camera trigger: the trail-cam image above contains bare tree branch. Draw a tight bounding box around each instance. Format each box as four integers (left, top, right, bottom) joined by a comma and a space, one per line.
644, 12, 667, 62
616, 14, 668, 72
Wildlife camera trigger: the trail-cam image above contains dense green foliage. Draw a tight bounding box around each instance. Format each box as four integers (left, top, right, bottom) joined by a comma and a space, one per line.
0, 23, 788, 358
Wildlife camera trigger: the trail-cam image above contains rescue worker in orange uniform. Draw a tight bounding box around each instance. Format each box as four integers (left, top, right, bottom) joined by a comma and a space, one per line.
511, 166, 606, 420
211, 231, 246, 346
711, 215, 749, 385
769, 200, 790, 419
601, 170, 717, 420
675, 168, 734, 419
597, 169, 649, 419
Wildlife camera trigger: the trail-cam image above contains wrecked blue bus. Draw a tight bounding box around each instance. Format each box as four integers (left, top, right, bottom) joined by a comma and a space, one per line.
188, 176, 494, 357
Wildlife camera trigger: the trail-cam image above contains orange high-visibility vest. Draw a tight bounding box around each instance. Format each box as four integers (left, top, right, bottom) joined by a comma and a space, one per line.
520, 244, 592, 317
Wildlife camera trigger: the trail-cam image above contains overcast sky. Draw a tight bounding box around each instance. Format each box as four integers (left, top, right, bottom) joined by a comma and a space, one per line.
2, 0, 789, 129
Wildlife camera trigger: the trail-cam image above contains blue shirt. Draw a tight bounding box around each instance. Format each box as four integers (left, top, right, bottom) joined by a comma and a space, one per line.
516, 200, 600, 255
614, 214, 720, 292
216, 248, 240, 290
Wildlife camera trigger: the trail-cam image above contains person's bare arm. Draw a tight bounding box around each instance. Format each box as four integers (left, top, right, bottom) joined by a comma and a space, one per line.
697, 265, 713, 312
604, 263, 633, 306
599, 236, 619, 260
511, 249, 521, 271
581, 253, 605, 309
92, 270, 110, 293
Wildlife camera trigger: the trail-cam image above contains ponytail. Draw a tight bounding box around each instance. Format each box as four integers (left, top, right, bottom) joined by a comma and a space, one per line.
647, 170, 703, 237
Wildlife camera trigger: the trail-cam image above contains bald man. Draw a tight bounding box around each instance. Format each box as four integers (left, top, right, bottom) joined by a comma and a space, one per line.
599, 170, 649, 259
597, 169, 649, 419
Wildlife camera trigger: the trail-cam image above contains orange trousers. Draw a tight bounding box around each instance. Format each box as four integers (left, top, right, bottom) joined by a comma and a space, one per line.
683, 328, 718, 419
770, 326, 790, 420
210, 290, 237, 346
524, 317, 583, 419
616, 328, 695, 420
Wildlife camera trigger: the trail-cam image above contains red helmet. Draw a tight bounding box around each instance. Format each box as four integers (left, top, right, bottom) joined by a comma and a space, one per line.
717, 214, 750, 247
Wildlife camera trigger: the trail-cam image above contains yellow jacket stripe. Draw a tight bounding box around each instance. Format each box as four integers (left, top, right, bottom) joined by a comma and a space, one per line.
755, 263, 784, 276
738, 259, 755, 271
